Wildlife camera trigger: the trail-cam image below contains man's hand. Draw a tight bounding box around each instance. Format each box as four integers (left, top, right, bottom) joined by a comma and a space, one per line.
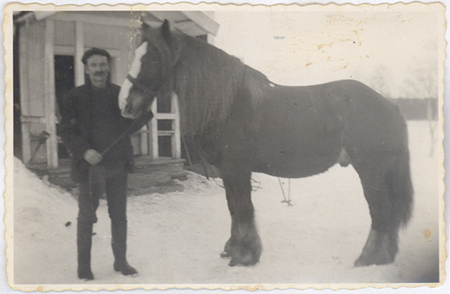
83, 149, 103, 165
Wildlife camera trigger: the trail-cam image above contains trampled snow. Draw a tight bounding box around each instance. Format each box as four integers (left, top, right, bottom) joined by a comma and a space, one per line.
11, 121, 443, 290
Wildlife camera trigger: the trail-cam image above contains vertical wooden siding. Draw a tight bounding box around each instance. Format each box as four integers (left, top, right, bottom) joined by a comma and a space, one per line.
19, 21, 46, 117
19, 21, 47, 164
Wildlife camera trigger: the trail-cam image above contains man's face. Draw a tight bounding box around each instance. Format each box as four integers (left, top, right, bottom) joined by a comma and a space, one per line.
85, 54, 110, 88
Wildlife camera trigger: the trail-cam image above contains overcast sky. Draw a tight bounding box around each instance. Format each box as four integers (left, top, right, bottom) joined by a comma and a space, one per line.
213, 4, 444, 99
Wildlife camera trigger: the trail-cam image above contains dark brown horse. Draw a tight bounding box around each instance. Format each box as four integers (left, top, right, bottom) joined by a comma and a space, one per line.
119, 20, 413, 267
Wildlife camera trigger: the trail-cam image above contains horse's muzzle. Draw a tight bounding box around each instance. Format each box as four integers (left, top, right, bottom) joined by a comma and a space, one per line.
121, 104, 139, 119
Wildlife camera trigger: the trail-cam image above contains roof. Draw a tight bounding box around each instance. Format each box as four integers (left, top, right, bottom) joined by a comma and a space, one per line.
14, 11, 219, 37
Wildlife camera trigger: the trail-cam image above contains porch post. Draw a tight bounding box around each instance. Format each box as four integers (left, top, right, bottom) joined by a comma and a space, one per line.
44, 18, 58, 168
74, 21, 85, 87
148, 99, 159, 160
171, 93, 181, 159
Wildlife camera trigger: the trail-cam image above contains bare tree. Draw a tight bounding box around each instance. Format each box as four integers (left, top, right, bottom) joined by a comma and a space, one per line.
367, 66, 391, 98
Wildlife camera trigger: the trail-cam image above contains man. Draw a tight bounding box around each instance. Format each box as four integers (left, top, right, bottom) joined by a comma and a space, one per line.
59, 48, 152, 280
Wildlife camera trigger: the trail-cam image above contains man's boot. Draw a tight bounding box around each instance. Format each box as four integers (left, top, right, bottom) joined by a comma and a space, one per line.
111, 221, 138, 276
77, 221, 94, 280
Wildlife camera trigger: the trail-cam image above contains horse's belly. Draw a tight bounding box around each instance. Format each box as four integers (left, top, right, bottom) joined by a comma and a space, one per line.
252, 135, 342, 178
251, 94, 345, 178
253, 155, 338, 178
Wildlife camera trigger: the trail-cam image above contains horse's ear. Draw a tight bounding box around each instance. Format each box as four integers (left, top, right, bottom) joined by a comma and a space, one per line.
161, 19, 172, 42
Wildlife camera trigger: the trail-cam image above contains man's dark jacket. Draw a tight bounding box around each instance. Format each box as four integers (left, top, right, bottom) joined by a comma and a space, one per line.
59, 82, 153, 182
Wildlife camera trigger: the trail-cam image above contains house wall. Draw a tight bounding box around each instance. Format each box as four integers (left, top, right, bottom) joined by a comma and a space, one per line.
20, 21, 46, 117
19, 21, 48, 164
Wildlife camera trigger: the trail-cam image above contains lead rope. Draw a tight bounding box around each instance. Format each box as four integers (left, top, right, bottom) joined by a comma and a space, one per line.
278, 177, 293, 206
100, 119, 140, 157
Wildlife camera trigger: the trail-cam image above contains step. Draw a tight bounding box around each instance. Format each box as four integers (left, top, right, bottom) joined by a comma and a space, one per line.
128, 171, 172, 189
134, 157, 186, 177
128, 182, 184, 196
134, 156, 185, 168
134, 162, 185, 175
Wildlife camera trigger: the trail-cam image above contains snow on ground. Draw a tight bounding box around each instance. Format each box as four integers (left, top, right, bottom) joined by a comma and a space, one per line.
11, 121, 442, 288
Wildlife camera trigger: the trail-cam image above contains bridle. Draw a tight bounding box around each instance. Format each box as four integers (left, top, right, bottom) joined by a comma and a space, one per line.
126, 74, 159, 98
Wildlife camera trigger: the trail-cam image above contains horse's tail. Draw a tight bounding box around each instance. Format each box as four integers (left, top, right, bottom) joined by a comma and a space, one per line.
387, 137, 414, 230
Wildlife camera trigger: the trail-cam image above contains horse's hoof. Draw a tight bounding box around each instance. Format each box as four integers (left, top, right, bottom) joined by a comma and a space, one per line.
227, 248, 260, 267
228, 256, 257, 267
354, 254, 394, 267
223, 230, 262, 266
355, 230, 397, 267
354, 256, 369, 267
354, 248, 394, 267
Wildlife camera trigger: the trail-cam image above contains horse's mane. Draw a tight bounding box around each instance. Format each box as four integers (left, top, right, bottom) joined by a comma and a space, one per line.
167, 31, 272, 135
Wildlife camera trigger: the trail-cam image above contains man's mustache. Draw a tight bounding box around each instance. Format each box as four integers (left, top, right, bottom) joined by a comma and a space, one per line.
93, 72, 107, 76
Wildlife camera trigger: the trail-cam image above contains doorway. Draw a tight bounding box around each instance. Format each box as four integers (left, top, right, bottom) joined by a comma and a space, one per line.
54, 55, 74, 159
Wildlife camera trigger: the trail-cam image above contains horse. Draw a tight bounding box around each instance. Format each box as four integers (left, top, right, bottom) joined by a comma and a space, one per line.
118, 20, 414, 267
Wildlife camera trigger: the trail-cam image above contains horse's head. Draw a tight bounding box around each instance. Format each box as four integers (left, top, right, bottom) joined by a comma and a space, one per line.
119, 20, 180, 119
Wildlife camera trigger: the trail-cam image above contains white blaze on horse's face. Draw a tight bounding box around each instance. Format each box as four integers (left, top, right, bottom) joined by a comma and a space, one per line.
119, 42, 148, 118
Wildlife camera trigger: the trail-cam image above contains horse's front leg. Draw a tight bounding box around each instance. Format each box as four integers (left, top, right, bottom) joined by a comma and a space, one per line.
220, 169, 262, 266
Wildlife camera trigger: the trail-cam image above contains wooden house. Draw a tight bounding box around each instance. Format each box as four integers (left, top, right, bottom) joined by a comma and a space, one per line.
13, 11, 219, 193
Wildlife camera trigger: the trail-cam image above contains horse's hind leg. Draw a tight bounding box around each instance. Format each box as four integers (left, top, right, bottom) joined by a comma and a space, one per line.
352, 149, 413, 267
354, 170, 398, 266
220, 168, 262, 266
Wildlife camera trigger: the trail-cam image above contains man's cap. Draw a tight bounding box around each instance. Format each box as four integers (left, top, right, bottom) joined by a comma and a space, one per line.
82, 48, 112, 65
